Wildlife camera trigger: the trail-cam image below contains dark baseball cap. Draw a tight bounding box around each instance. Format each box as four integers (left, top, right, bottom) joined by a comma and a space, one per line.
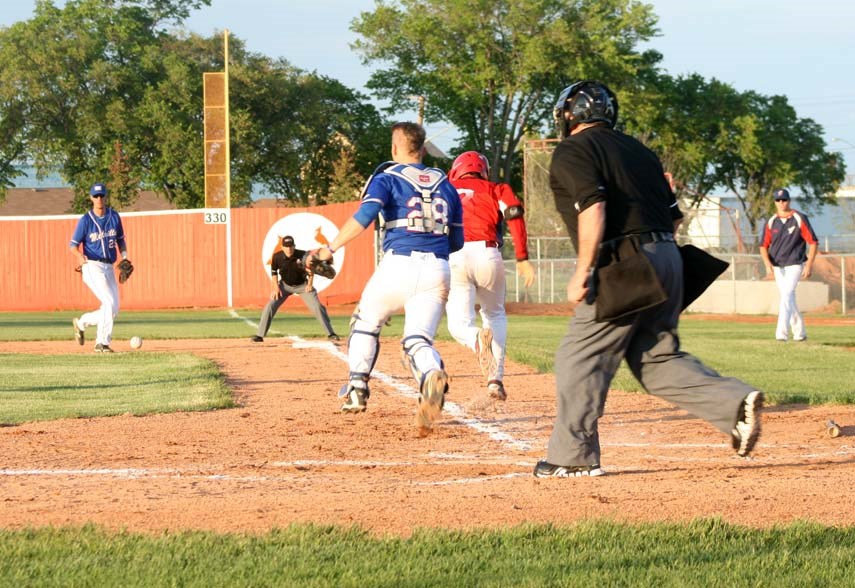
281, 235, 295, 246
89, 183, 108, 197
773, 188, 790, 201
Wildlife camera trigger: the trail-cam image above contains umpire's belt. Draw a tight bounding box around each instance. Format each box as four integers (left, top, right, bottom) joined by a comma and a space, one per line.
601, 231, 674, 250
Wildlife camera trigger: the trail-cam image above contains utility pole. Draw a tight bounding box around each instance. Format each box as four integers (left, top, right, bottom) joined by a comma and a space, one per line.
409, 95, 425, 125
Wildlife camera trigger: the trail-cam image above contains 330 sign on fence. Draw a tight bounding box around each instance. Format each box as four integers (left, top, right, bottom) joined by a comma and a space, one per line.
204, 209, 229, 224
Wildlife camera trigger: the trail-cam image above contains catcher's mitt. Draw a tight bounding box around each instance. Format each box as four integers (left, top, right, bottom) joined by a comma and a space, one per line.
117, 259, 134, 284
303, 250, 337, 280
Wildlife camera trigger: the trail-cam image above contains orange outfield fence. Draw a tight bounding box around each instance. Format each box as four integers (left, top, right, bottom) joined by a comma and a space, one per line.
0, 202, 373, 311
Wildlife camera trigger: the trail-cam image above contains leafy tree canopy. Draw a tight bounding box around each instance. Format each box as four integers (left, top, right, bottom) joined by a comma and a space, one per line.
623, 73, 845, 241
0, 0, 388, 210
352, 0, 662, 183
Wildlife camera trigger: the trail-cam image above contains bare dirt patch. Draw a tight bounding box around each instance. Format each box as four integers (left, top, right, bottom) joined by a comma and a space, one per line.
1, 336, 854, 535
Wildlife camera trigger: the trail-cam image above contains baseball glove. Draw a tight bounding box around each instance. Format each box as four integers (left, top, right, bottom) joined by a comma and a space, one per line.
117, 259, 134, 284
303, 250, 337, 280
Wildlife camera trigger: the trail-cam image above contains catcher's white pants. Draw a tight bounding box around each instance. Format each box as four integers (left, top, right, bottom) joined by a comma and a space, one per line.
773, 264, 806, 341
446, 241, 507, 381
349, 252, 450, 386
79, 261, 120, 345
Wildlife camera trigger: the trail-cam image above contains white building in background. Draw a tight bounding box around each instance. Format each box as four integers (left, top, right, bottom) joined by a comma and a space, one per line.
683, 184, 855, 252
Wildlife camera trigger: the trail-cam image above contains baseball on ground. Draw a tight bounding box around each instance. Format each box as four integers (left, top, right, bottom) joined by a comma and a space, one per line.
130, 336, 143, 349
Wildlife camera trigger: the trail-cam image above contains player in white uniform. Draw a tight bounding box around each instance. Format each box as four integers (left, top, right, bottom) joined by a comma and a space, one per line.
68, 183, 129, 353
446, 151, 535, 401
316, 122, 463, 429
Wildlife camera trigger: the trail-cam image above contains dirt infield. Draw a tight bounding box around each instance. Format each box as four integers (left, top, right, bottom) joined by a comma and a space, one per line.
1, 336, 854, 535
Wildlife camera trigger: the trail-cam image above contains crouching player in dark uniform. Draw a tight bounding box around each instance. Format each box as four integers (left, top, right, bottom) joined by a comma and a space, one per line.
535, 81, 763, 478
251, 235, 339, 343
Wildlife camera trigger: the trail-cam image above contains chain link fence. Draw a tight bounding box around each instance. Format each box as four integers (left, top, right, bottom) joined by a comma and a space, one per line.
501, 238, 854, 315
511, 140, 855, 314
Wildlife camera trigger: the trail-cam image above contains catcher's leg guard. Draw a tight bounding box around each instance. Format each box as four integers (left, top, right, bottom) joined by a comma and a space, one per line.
401, 334, 434, 383
347, 312, 384, 377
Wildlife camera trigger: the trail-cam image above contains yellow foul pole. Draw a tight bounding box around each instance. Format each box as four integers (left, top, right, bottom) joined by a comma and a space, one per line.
224, 29, 234, 307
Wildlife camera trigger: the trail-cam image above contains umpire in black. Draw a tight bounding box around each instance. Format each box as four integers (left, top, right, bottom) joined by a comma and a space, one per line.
251, 235, 339, 342
535, 81, 763, 478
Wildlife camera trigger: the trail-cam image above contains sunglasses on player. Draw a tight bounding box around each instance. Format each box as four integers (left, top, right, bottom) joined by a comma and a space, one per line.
774, 198, 788, 202
91, 194, 106, 198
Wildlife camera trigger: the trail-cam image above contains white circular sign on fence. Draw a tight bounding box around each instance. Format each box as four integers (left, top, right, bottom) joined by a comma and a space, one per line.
261, 213, 344, 293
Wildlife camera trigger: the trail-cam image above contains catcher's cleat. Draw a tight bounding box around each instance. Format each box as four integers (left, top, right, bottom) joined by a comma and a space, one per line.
94, 343, 114, 353
732, 391, 763, 457
476, 327, 497, 380
72, 318, 85, 346
487, 380, 506, 401
533, 461, 604, 478
340, 383, 369, 413
416, 369, 448, 430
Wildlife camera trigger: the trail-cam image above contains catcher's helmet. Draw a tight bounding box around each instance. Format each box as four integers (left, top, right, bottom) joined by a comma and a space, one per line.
553, 81, 618, 139
449, 151, 490, 182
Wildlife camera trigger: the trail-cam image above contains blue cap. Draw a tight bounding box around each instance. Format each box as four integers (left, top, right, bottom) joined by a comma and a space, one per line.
89, 183, 108, 197
773, 188, 790, 201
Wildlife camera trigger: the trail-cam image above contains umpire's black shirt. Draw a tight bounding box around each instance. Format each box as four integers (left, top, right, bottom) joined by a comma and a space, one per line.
271, 248, 309, 286
549, 125, 683, 250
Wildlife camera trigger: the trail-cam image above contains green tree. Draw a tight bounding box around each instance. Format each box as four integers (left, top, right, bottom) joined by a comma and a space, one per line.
352, 0, 661, 182
0, 0, 388, 209
622, 73, 845, 247
713, 92, 845, 234
0, 0, 212, 209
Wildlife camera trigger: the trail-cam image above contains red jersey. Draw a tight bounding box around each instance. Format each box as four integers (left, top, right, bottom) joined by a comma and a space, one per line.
450, 176, 529, 261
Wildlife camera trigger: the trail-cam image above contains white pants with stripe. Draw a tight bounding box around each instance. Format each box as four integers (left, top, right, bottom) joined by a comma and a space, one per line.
79, 261, 120, 345
773, 264, 806, 341
446, 241, 507, 381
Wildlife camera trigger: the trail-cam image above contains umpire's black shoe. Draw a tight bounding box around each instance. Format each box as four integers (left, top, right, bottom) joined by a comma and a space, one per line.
732, 391, 763, 457
533, 461, 604, 478
250, 336, 263, 343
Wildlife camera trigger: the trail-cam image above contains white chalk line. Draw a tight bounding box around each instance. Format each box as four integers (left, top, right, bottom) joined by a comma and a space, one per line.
230, 309, 534, 451
287, 334, 533, 451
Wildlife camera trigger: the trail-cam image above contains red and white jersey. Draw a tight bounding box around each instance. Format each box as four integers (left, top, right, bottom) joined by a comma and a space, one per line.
450, 176, 529, 261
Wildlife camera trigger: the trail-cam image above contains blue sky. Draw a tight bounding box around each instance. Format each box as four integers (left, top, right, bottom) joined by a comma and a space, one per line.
4, 1, 855, 179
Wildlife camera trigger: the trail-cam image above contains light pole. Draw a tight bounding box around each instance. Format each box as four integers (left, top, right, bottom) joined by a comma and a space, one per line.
408, 95, 425, 125
831, 137, 855, 150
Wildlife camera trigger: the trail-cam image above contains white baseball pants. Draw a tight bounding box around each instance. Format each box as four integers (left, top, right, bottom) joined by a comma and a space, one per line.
349, 252, 450, 385
773, 264, 806, 341
447, 241, 507, 381
79, 261, 120, 345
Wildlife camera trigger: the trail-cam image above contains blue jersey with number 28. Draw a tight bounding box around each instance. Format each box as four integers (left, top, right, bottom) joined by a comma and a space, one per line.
354, 162, 464, 259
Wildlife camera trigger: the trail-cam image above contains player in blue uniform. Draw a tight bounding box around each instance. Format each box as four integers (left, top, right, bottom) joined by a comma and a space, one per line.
759, 188, 819, 341
68, 183, 129, 353
316, 122, 464, 429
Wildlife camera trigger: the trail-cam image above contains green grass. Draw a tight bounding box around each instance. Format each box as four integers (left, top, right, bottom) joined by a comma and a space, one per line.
505, 314, 855, 405
0, 352, 233, 425
0, 309, 352, 342
0, 310, 852, 426
1, 520, 854, 586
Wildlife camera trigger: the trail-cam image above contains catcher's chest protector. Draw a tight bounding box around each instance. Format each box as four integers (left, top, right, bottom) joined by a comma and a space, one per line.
382, 164, 451, 235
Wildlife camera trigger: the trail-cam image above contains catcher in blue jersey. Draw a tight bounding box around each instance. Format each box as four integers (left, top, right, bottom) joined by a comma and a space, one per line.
314, 122, 464, 430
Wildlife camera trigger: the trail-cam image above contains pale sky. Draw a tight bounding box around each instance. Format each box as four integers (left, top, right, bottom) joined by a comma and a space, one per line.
3, 0, 855, 178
